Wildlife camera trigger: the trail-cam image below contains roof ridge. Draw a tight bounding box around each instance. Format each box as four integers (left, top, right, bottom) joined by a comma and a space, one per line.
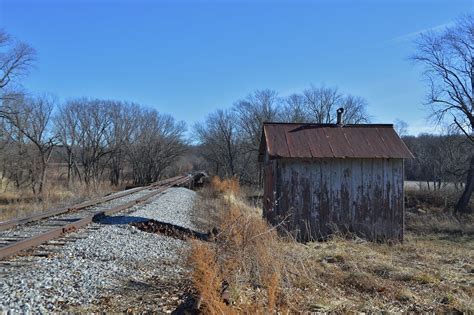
262, 122, 394, 128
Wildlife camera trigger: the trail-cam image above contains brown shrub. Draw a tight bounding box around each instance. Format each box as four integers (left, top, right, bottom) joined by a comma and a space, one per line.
216, 203, 283, 310
210, 176, 240, 195
189, 177, 285, 312
188, 241, 232, 314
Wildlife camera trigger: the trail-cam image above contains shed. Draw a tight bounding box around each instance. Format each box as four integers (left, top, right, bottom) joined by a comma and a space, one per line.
258, 117, 413, 241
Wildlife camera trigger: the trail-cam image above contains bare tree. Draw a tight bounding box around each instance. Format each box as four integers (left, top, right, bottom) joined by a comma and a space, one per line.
282, 85, 370, 124
303, 85, 341, 123
0, 30, 35, 95
412, 15, 474, 213
1, 94, 56, 195
69, 99, 114, 188
281, 93, 307, 123
0, 112, 30, 190
54, 101, 84, 186
233, 90, 281, 183
394, 119, 409, 136
127, 109, 186, 185
340, 94, 370, 123
194, 109, 241, 178
0, 30, 35, 181
106, 101, 141, 186
233, 90, 281, 153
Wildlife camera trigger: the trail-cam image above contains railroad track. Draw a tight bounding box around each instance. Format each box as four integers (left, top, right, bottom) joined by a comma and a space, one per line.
0, 175, 192, 260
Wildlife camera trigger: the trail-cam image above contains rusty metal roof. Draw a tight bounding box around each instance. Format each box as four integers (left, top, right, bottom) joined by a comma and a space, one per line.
259, 122, 414, 160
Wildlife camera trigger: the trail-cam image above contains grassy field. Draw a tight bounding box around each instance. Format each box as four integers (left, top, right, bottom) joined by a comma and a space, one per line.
189, 178, 473, 313
0, 168, 125, 221
0, 183, 120, 222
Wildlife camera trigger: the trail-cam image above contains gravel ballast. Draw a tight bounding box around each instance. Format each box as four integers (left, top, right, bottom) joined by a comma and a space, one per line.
0, 187, 197, 313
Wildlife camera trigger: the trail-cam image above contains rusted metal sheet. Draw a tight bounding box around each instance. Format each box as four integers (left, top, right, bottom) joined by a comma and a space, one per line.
262, 158, 404, 241
324, 127, 354, 158
304, 127, 333, 158
263, 124, 290, 158
284, 125, 312, 158
259, 122, 414, 160
343, 128, 376, 157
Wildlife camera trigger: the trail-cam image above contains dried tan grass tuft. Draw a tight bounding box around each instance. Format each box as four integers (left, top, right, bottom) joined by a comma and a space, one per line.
188, 241, 233, 314
210, 176, 240, 196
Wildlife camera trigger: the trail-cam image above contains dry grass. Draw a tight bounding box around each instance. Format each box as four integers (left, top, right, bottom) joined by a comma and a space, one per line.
405, 187, 467, 211
406, 210, 474, 235
404, 188, 474, 235
190, 178, 474, 313
189, 241, 233, 314
0, 169, 126, 221
210, 176, 240, 196
189, 179, 286, 313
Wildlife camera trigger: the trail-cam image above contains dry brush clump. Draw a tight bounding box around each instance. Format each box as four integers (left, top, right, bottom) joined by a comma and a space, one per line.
210, 176, 240, 196
189, 177, 287, 313
190, 177, 474, 313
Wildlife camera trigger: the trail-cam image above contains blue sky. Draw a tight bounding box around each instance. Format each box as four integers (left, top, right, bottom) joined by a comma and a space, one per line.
0, 0, 472, 135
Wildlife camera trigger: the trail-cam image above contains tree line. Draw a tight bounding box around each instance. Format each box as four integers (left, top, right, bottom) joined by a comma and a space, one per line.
194, 87, 370, 184
403, 133, 472, 191
0, 30, 187, 195
193, 89, 472, 195
0, 95, 186, 194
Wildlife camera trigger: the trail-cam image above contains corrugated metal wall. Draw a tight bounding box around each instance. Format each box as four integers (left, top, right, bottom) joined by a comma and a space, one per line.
263, 158, 404, 241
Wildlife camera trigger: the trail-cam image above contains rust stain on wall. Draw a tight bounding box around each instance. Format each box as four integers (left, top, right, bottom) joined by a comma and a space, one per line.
260, 122, 412, 242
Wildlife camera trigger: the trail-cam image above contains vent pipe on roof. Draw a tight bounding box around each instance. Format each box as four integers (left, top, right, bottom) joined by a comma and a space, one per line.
336, 108, 344, 126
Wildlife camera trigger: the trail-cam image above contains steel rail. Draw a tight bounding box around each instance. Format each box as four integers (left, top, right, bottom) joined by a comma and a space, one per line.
0, 176, 184, 231
0, 175, 192, 260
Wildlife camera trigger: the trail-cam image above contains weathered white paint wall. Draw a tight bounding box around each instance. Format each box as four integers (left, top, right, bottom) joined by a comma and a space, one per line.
263, 158, 404, 241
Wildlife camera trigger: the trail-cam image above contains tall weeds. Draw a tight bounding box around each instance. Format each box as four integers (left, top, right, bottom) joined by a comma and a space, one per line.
189, 177, 285, 313
189, 241, 232, 314
190, 177, 474, 313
